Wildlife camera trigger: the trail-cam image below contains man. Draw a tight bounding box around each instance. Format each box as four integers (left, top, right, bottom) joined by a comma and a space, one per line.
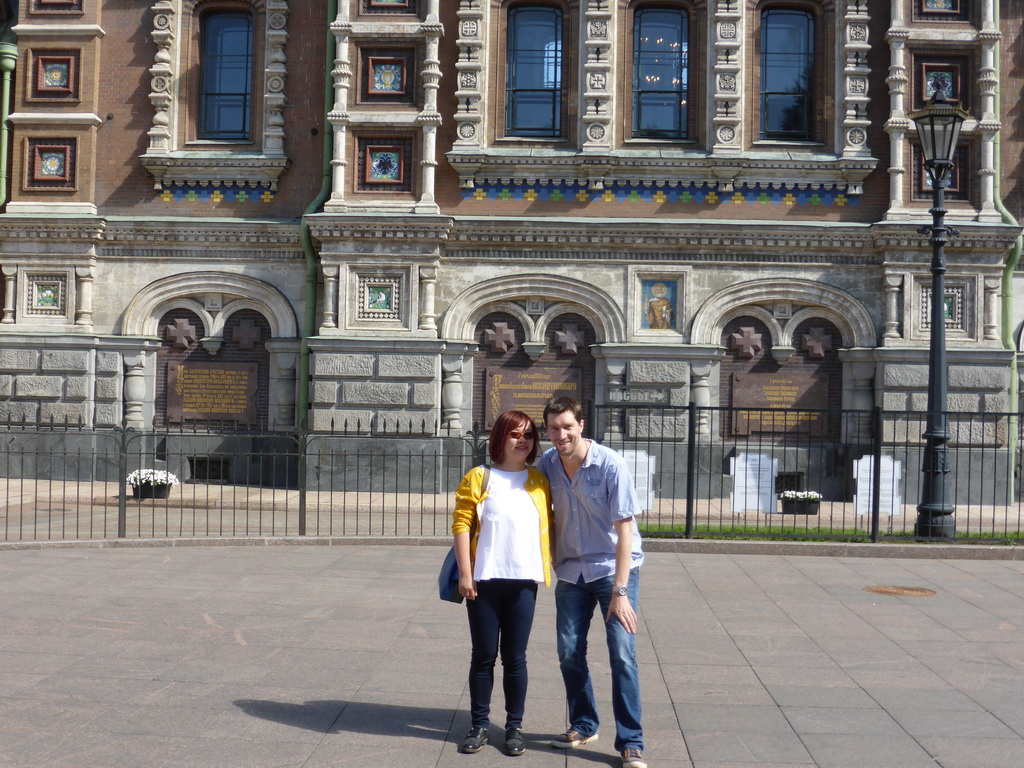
539, 396, 647, 768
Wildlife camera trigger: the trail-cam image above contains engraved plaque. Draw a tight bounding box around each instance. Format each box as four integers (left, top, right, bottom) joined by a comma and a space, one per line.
485, 367, 582, 428
167, 362, 258, 423
731, 371, 827, 435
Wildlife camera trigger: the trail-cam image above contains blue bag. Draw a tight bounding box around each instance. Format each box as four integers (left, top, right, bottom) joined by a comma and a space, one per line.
438, 546, 463, 603
439, 466, 488, 603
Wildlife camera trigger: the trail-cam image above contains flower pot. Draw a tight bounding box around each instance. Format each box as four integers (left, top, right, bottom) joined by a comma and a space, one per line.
133, 482, 171, 500
781, 499, 819, 515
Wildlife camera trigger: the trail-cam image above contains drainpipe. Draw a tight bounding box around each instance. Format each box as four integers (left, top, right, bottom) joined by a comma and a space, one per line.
992, 1, 1022, 459
297, 0, 337, 430
0, 41, 18, 208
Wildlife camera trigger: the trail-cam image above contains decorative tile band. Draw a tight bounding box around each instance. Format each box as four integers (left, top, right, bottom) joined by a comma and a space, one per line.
463, 182, 858, 207
158, 184, 276, 204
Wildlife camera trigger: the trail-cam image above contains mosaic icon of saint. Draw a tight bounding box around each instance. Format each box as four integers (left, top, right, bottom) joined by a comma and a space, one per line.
645, 282, 673, 329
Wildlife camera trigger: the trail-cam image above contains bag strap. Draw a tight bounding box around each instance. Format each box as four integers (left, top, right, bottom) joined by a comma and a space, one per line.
472, 465, 489, 538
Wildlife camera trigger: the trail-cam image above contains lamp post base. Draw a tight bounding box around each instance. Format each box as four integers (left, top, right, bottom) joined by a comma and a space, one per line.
914, 514, 955, 539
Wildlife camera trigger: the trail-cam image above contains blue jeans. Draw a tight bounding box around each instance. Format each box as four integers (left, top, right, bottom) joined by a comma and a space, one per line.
555, 569, 643, 753
466, 578, 538, 729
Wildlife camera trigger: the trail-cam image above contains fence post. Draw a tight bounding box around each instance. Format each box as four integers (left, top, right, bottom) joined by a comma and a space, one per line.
117, 427, 129, 538
871, 406, 883, 543
685, 401, 697, 538
297, 428, 307, 536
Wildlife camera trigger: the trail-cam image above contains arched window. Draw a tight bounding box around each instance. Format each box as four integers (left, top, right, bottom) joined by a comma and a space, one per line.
759, 8, 814, 140
199, 11, 254, 140
633, 6, 689, 139
505, 6, 563, 138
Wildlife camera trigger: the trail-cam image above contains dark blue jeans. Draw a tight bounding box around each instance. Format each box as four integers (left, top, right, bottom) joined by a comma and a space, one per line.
555, 569, 643, 752
466, 578, 538, 729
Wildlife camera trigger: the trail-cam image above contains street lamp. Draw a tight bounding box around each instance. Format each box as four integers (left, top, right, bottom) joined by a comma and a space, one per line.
908, 89, 969, 539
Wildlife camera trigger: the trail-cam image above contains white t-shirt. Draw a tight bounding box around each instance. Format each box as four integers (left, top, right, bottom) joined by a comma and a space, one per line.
474, 468, 545, 583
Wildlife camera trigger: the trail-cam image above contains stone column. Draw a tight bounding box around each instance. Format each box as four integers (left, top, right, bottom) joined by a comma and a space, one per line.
883, 1, 909, 219
270, 349, 297, 430
603, 359, 626, 439
123, 352, 147, 430
321, 264, 339, 331
984, 278, 1000, 341
691, 363, 712, 436
1, 265, 15, 323
74, 265, 95, 326
418, 265, 438, 332
441, 355, 465, 432
328, 4, 351, 205
883, 274, 903, 339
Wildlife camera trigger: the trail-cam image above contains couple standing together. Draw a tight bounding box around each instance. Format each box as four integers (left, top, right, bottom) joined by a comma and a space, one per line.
451, 397, 647, 768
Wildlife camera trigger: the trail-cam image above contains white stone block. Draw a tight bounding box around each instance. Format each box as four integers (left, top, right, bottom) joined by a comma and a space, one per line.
342, 382, 409, 406
42, 350, 90, 373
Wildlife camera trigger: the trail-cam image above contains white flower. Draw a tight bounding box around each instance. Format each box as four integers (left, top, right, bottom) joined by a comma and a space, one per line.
126, 469, 180, 487
780, 490, 821, 501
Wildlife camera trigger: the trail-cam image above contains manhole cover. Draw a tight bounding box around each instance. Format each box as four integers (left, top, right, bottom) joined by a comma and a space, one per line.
864, 585, 936, 597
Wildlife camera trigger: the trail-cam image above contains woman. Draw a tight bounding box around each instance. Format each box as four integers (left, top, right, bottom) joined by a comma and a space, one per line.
451, 410, 553, 757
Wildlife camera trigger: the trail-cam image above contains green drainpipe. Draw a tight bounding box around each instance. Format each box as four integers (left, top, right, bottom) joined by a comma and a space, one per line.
992, 0, 1023, 461
0, 42, 18, 208
297, 0, 337, 431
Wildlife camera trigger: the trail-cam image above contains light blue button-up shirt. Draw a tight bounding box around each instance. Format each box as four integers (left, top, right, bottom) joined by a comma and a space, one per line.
539, 440, 644, 584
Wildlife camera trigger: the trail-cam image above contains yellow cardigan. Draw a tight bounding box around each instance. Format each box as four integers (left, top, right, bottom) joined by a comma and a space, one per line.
451, 465, 555, 587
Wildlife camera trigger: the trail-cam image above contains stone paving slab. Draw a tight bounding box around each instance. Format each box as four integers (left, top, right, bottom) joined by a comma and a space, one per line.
2, 543, 1024, 767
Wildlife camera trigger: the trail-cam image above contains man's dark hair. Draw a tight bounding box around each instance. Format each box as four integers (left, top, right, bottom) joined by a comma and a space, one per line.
543, 396, 584, 425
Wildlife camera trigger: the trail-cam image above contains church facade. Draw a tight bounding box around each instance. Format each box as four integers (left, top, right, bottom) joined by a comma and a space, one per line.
0, 0, 1021, 453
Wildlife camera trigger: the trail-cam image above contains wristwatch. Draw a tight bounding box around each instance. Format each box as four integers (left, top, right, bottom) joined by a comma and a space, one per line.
615, 585, 628, 596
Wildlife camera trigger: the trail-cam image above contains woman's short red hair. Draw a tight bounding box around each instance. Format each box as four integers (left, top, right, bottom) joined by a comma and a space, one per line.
488, 410, 539, 465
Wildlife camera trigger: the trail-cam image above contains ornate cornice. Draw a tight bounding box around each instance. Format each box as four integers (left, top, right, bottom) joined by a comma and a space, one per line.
139, 153, 291, 190
446, 150, 878, 194
0, 218, 106, 242
100, 219, 300, 246
307, 214, 454, 243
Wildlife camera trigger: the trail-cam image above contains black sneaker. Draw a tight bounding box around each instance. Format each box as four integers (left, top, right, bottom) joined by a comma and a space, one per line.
622, 747, 647, 768
549, 729, 598, 748
459, 726, 488, 754
504, 727, 525, 756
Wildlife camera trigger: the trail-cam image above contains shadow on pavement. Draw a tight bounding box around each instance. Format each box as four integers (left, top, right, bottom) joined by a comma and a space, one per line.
233, 699, 454, 739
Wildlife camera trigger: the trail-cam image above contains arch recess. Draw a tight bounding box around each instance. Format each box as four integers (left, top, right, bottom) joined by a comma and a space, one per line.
690, 279, 875, 348
122, 273, 298, 338
442, 274, 626, 343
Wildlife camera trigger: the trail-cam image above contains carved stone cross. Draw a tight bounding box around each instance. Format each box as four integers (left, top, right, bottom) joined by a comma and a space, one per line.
233, 319, 261, 350
166, 318, 197, 349
484, 321, 516, 353
731, 326, 762, 358
802, 327, 833, 358
555, 323, 582, 355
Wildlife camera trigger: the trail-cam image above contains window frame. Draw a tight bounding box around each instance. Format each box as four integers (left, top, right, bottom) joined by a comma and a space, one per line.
501, 3, 568, 140
630, 4, 691, 141
197, 9, 255, 142
756, 5, 818, 143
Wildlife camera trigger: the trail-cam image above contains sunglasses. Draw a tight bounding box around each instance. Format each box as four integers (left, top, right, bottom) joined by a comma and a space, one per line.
508, 430, 536, 440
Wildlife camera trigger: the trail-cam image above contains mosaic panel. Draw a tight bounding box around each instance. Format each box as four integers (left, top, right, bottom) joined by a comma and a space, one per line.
363, 0, 416, 13
913, 145, 968, 201
356, 137, 413, 192
26, 273, 67, 317
157, 184, 276, 204
359, 48, 416, 105
461, 181, 860, 207
922, 285, 965, 331
914, 0, 967, 20
357, 275, 401, 321
26, 138, 76, 189
33, 51, 79, 100
32, 0, 84, 12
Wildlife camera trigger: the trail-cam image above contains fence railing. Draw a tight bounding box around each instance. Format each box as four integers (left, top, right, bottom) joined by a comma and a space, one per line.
1, 405, 1021, 544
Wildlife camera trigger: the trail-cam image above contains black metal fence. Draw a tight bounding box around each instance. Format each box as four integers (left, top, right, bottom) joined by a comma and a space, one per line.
1, 405, 1021, 544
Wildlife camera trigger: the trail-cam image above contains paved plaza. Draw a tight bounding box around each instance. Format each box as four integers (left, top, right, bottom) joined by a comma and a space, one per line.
2, 540, 1024, 767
